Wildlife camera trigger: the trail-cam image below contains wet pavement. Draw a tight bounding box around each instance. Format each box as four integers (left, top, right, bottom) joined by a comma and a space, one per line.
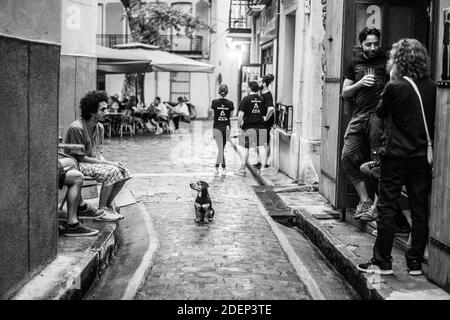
102, 121, 311, 300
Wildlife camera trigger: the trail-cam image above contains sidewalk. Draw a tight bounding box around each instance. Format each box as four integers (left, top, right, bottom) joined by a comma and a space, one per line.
230, 137, 450, 300
11, 188, 137, 300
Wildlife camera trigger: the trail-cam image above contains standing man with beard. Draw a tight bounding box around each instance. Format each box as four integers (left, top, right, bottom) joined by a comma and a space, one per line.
341, 27, 389, 220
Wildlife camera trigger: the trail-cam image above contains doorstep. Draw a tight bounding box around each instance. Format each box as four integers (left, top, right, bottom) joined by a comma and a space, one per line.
229, 137, 450, 300
12, 219, 117, 300
11, 188, 136, 300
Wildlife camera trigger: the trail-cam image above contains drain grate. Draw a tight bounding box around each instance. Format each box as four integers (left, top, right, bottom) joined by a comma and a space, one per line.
253, 186, 295, 222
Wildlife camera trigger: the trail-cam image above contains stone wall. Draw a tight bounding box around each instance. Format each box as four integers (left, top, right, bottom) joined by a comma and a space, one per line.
0, 0, 61, 299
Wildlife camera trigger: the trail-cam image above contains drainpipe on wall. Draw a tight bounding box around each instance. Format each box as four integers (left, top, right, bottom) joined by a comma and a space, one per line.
274, 0, 281, 102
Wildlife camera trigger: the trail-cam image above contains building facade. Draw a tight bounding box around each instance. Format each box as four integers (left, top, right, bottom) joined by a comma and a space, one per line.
0, 0, 61, 299
97, 0, 249, 118
248, 0, 325, 185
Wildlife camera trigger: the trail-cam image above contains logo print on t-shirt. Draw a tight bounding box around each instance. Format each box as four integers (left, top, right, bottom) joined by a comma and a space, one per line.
218, 107, 228, 121
252, 100, 261, 114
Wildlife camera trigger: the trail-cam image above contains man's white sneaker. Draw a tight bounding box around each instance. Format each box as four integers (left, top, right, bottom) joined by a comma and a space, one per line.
221, 168, 227, 176
95, 208, 124, 222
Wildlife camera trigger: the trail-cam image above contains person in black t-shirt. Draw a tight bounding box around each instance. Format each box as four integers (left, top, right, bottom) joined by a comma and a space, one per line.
341, 27, 389, 220
237, 81, 267, 176
260, 74, 275, 169
211, 84, 234, 175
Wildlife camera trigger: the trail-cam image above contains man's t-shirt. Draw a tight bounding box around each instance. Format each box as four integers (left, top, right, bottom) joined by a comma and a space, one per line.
211, 98, 234, 128
64, 119, 104, 161
239, 93, 266, 130
156, 103, 169, 118
261, 91, 275, 128
343, 51, 388, 116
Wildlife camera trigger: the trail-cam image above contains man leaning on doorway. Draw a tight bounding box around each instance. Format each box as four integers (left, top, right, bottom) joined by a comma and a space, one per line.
341, 27, 388, 219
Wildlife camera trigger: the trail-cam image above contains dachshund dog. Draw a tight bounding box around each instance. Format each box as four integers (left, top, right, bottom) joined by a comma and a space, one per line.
189, 180, 215, 223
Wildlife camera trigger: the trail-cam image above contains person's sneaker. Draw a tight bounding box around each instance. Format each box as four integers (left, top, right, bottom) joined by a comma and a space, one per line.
354, 201, 373, 220
214, 167, 220, 175
77, 204, 105, 220
406, 259, 423, 276
95, 208, 124, 222
236, 168, 246, 176
252, 163, 261, 170
360, 205, 378, 221
62, 223, 99, 237
221, 168, 227, 176
357, 258, 393, 275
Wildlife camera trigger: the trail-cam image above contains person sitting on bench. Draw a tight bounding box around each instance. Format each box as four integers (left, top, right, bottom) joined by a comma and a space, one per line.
64, 91, 131, 222
58, 155, 104, 236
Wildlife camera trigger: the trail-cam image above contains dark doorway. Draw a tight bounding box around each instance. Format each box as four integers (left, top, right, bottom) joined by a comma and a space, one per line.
336, 0, 434, 209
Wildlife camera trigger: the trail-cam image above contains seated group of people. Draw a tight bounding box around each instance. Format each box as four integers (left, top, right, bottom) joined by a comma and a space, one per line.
58, 91, 131, 237
104, 94, 191, 135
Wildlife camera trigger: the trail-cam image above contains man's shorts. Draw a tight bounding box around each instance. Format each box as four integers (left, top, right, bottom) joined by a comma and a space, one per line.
239, 128, 267, 149
79, 163, 131, 187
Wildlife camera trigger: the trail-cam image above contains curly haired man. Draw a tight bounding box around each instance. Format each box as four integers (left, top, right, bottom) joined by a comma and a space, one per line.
65, 91, 131, 222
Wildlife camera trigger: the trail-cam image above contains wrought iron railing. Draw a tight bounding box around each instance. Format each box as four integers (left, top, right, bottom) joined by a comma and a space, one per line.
229, 0, 257, 32
158, 35, 203, 53
275, 103, 293, 133
96, 34, 130, 48
96, 34, 203, 54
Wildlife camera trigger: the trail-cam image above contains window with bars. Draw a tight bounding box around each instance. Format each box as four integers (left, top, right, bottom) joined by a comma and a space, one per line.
170, 72, 190, 102
229, 0, 255, 31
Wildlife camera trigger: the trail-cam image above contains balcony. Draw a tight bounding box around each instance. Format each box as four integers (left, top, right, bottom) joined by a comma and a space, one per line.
157, 35, 203, 56
96, 34, 203, 57
228, 0, 257, 34
96, 34, 131, 48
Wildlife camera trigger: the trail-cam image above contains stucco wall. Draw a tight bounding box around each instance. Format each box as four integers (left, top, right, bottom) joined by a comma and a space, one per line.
272, 0, 325, 184
0, 37, 60, 299
0, 0, 61, 43
59, 0, 97, 135
0, 0, 61, 299
59, 55, 97, 135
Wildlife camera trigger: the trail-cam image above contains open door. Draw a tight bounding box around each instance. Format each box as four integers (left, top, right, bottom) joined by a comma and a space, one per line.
321, 0, 432, 209
321, 0, 433, 210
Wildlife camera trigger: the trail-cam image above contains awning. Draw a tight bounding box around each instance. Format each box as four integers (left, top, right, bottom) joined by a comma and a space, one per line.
114, 42, 215, 73
96, 45, 152, 74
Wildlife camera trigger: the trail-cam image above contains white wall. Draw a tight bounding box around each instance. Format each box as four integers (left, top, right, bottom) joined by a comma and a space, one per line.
271, 0, 325, 184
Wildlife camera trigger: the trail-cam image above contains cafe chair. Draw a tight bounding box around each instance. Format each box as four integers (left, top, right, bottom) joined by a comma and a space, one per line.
119, 109, 135, 138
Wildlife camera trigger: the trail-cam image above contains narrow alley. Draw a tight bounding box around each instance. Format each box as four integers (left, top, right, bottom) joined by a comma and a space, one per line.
85, 120, 358, 300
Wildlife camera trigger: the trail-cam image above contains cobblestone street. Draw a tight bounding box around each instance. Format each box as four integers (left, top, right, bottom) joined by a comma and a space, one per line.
103, 121, 311, 300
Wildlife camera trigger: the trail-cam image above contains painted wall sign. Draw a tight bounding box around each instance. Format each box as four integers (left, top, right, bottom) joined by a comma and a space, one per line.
366, 5, 381, 29
61, 0, 96, 56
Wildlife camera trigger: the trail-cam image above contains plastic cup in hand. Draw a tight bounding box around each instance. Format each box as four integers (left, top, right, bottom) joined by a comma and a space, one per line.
366, 67, 375, 76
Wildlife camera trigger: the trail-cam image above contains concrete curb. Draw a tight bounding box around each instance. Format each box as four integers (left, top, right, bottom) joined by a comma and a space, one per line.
12, 223, 118, 300
121, 203, 160, 300
252, 193, 326, 300
291, 208, 383, 300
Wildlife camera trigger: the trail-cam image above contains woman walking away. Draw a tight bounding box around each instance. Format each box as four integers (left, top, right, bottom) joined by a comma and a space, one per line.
211, 84, 234, 176
357, 39, 436, 276
261, 74, 275, 167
